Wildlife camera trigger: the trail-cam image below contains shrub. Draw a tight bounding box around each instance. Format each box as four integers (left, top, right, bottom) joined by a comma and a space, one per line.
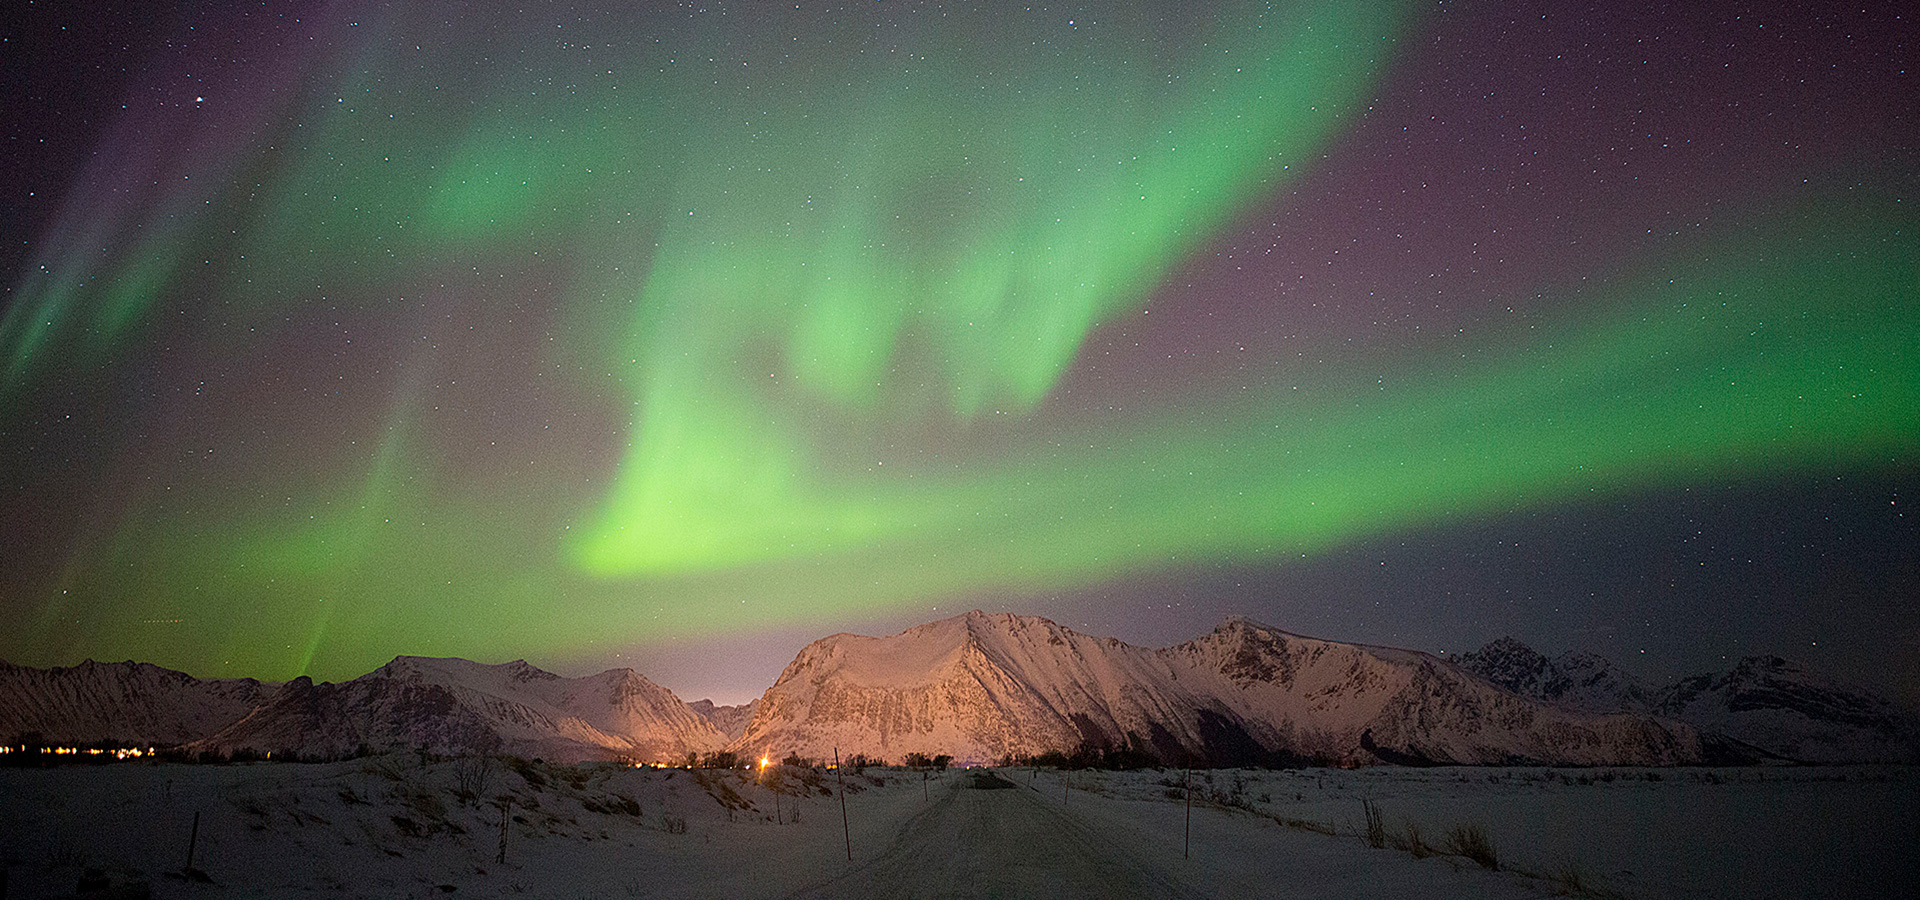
452, 755, 497, 806
1401, 822, 1430, 858
1444, 823, 1498, 870
1551, 860, 1588, 894
507, 757, 547, 788
1361, 799, 1386, 849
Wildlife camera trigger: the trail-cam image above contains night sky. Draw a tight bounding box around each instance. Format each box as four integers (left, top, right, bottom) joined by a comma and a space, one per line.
3, 1, 1914, 707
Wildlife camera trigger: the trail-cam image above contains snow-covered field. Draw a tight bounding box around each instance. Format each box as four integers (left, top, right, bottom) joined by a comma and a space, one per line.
1, 759, 1911, 899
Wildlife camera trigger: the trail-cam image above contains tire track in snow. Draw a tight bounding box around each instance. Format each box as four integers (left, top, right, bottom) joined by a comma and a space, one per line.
782, 770, 1208, 899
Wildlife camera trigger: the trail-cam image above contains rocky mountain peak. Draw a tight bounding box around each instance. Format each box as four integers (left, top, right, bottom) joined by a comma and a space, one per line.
1456, 637, 1552, 685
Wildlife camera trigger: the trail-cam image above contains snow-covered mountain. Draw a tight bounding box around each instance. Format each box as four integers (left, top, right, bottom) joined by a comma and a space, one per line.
1454, 638, 1918, 764
196, 657, 727, 763
731, 611, 1705, 767
687, 698, 758, 741
1657, 656, 1918, 764
733, 611, 1218, 766
1453, 637, 1656, 714
0, 659, 273, 746
14, 619, 1901, 767
1176, 618, 1701, 766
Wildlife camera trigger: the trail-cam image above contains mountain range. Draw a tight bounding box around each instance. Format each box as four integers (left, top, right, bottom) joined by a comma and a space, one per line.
3, 612, 1911, 765
736, 612, 1704, 766
1453, 637, 1919, 764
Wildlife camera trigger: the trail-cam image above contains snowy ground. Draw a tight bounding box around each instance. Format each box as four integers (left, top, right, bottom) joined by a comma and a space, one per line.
1, 759, 1911, 899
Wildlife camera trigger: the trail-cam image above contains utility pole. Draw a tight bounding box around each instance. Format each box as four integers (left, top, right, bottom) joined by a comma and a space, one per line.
834, 748, 851, 862
1184, 765, 1193, 860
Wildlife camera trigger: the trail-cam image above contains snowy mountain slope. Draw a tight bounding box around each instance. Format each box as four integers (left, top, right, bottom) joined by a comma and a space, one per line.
688, 698, 758, 741
1453, 637, 1656, 714
1454, 638, 1918, 763
197, 657, 728, 762
734, 611, 1201, 765
17, 621, 1895, 768
732, 611, 1705, 766
0, 659, 273, 746
1171, 619, 1701, 766
1658, 655, 1919, 764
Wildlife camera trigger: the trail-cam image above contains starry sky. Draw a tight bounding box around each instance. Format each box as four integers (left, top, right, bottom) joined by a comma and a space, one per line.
3, 1, 1915, 707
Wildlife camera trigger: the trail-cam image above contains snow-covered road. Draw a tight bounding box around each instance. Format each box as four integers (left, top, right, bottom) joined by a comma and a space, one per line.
785, 769, 1207, 899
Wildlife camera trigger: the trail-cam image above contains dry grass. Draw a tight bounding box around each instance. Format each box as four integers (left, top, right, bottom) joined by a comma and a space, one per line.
1443, 823, 1499, 870
1361, 798, 1386, 849
1397, 822, 1431, 859
1524, 858, 1633, 899
1273, 815, 1337, 836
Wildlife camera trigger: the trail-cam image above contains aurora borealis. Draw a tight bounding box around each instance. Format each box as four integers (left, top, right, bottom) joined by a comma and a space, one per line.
3, 1, 1915, 705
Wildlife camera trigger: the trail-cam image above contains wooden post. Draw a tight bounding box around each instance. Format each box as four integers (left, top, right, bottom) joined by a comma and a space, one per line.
497, 797, 512, 864
834, 748, 851, 861
923, 770, 928, 803
1183, 765, 1193, 860
1063, 770, 1070, 805
184, 810, 200, 873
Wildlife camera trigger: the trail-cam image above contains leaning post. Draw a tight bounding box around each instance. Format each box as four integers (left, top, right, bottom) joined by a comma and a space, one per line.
497, 797, 512, 864
835, 748, 851, 862
1184, 765, 1194, 860
184, 810, 200, 874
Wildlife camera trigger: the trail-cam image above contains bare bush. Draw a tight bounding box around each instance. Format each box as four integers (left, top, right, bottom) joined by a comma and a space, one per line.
453, 755, 497, 806
1551, 860, 1589, 894
1361, 798, 1386, 849
1401, 822, 1430, 859
1532, 858, 1633, 899
1272, 816, 1336, 836
1444, 823, 1498, 870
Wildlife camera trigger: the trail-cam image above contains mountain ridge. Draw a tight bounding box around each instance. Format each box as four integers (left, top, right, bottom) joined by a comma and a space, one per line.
4, 613, 1908, 765
731, 610, 1706, 767
1454, 637, 1919, 763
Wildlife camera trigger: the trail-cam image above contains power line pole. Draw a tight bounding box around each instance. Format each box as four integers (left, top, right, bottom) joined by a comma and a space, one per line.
1184, 765, 1193, 860
834, 748, 851, 862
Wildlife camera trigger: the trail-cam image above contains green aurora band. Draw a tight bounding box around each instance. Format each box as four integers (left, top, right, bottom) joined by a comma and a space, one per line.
2, 1, 1915, 680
